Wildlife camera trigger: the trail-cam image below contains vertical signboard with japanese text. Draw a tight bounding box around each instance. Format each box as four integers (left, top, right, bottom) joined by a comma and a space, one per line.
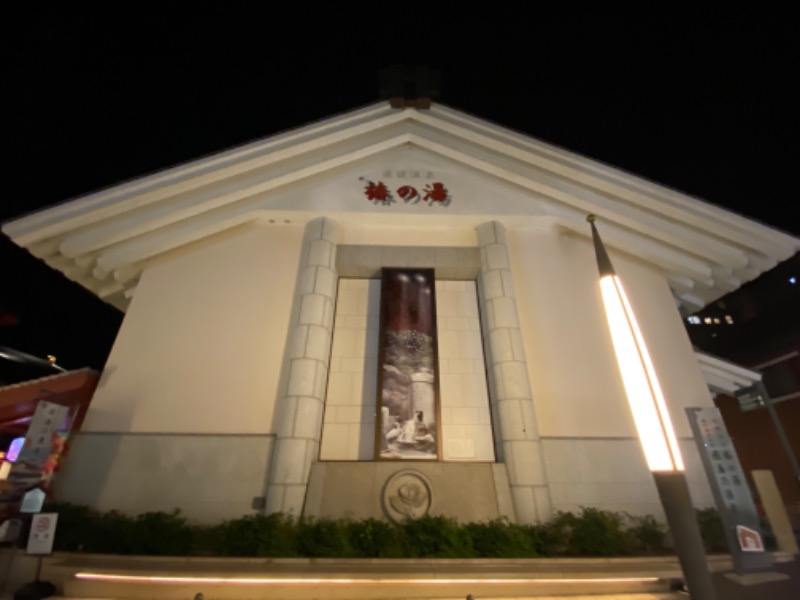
9, 401, 70, 490
687, 407, 773, 572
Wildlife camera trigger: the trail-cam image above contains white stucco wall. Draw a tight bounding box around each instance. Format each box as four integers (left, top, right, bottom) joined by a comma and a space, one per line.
71, 212, 716, 520
509, 225, 628, 438
54, 432, 274, 522
508, 225, 713, 439
437, 280, 495, 461
83, 222, 303, 434
507, 224, 715, 513
540, 437, 713, 518
340, 223, 477, 247
319, 278, 379, 460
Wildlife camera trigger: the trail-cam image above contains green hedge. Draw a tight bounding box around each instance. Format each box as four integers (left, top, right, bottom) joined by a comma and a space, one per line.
42, 502, 727, 558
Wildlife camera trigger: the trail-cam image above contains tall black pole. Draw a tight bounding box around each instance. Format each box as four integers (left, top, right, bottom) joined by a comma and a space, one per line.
653, 472, 717, 599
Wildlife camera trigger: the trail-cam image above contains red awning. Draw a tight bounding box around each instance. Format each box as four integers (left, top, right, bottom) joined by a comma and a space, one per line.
0, 369, 99, 435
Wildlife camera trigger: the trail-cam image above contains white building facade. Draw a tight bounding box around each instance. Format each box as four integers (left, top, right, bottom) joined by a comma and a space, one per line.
5, 103, 799, 524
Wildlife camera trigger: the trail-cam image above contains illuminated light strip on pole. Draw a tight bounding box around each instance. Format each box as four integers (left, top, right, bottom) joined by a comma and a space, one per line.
589, 215, 684, 472
589, 215, 715, 599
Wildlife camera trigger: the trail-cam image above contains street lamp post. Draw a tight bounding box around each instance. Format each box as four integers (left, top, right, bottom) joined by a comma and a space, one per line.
588, 215, 716, 600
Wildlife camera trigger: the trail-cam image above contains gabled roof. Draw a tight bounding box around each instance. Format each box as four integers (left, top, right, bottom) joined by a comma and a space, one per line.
4, 102, 799, 312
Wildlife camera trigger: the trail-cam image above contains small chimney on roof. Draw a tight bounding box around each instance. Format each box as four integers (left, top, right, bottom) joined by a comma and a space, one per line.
380, 65, 440, 109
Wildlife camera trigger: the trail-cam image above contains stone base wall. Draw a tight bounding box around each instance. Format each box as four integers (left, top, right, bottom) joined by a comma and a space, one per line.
542, 437, 715, 519
304, 462, 515, 523
54, 432, 275, 523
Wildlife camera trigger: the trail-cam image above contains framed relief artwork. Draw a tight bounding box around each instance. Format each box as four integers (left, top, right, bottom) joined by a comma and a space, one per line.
375, 268, 441, 460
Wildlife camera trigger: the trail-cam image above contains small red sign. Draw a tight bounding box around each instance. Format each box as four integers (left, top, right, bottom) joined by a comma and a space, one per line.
736, 525, 764, 552
360, 178, 451, 207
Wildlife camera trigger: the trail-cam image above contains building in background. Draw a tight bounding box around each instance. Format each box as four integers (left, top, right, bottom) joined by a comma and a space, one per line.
687, 252, 800, 527
3, 102, 799, 524
0, 348, 100, 519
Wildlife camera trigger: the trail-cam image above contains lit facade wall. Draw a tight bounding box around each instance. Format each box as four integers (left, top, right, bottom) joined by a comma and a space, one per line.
83, 222, 303, 434
39, 131, 776, 524
54, 215, 717, 522
509, 227, 714, 515
8, 104, 796, 525
54, 223, 304, 521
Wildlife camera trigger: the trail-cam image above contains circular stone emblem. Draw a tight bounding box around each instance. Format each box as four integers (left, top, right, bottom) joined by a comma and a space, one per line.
381, 469, 432, 522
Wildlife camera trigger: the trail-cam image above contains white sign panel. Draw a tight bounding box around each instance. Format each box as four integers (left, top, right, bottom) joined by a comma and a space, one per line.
737, 525, 765, 552
26, 512, 58, 555
687, 406, 772, 572
17, 401, 70, 467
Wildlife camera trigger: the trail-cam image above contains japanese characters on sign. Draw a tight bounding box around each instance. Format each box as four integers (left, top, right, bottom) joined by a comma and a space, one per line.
3, 401, 72, 531
359, 170, 452, 207
686, 406, 772, 572
17, 402, 70, 468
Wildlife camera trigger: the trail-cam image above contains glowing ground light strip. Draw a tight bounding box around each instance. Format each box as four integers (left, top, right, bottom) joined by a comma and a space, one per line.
75, 572, 659, 585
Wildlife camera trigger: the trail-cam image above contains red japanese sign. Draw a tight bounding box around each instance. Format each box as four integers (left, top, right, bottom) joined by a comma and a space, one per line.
360, 178, 451, 207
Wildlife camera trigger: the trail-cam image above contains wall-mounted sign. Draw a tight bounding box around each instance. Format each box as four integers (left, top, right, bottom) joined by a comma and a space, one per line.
360, 178, 452, 207
16, 402, 70, 468
9, 401, 71, 493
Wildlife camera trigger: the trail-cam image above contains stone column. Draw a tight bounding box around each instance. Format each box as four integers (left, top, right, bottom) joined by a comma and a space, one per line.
267, 217, 339, 515
476, 221, 551, 524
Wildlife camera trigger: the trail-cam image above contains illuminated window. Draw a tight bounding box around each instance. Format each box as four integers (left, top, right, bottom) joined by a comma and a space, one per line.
725, 315, 734, 324
713, 318, 721, 325
687, 316, 701, 325
704, 317, 713, 325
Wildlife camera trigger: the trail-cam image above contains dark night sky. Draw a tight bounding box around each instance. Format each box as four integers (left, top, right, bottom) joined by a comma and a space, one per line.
2, 6, 798, 370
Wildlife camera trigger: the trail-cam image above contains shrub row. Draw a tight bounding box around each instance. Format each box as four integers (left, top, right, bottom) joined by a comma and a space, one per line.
43, 503, 728, 558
